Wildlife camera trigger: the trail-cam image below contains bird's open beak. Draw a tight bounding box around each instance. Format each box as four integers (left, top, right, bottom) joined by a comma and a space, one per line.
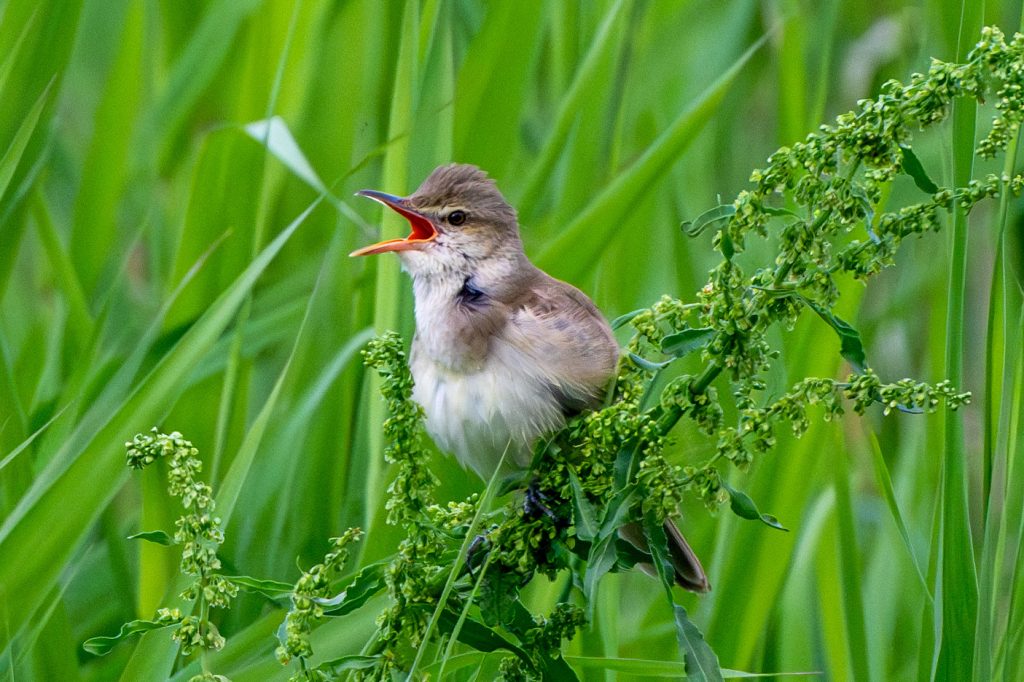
350, 189, 438, 256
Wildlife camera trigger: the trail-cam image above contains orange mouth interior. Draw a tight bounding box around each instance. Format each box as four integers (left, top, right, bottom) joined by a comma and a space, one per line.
350, 192, 438, 256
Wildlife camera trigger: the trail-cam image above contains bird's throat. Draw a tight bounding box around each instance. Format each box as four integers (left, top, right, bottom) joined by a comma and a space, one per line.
411, 274, 496, 373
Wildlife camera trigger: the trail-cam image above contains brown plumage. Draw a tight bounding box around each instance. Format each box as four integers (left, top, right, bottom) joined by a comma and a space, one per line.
352, 163, 709, 593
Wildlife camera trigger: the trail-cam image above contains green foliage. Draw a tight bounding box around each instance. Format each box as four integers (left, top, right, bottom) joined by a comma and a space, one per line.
4, 3, 1024, 681
87, 431, 238, 677
276, 529, 364, 681
127, 429, 236, 647
316, 22, 1021, 680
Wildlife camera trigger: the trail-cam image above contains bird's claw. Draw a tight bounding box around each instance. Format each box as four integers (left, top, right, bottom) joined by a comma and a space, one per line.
524, 481, 567, 529
465, 531, 491, 579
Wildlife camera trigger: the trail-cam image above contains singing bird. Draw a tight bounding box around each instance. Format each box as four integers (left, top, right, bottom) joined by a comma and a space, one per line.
352, 163, 708, 592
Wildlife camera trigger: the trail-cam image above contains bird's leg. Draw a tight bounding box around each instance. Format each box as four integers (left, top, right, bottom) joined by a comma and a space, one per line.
464, 528, 492, 579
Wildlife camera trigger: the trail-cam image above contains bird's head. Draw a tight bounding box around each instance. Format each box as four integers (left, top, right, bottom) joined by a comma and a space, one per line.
351, 164, 521, 278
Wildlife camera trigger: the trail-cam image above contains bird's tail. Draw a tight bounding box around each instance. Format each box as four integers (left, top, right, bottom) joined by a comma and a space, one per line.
619, 520, 710, 593
664, 519, 710, 593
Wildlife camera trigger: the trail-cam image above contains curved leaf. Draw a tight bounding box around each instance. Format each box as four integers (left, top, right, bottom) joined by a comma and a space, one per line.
900, 144, 939, 194
682, 204, 736, 237
83, 619, 175, 656
803, 298, 867, 371
126, 530, 173, 546
319, 562, 387, 616
225, 574, 294, 600
661, 328, 715, 358
722, 481, 788, 532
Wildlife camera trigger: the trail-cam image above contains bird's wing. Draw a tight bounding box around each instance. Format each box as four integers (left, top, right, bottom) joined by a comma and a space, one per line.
500, 275, 620, 413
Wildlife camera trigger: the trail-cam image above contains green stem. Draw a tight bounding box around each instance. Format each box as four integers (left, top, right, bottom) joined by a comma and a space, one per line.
652, 359, 723, 440
691, 362, 723, 395
198, 569, 210, 673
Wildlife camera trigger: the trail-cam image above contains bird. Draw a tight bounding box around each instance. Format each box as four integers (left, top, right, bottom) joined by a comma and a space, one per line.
351, 163, 709, 593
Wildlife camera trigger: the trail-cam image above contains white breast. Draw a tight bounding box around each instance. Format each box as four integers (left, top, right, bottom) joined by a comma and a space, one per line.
410, 339, 564, 480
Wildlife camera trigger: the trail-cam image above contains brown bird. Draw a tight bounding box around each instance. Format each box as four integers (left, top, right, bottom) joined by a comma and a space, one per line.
352, 163, 709, 592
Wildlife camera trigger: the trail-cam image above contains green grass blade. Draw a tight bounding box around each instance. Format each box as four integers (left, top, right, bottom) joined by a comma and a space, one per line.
535, 31, 770, 281
0, 76, 52, 205
67, 229, 232, 472
69, 0, 144, 295
866, 430, 933, 602
0, 403, 69, 474
0, 198, 321, 645
565, 656, 814, 678
452, 1, 546, 177
360, 0, 420, 541
0, 7, 38, 96
832, 435, 871, 681
31, 190, 94, 352
976, 122, 1023, 682
934, 2, 983, 679
998, 308, 1024, 679
515, 0, 630, 218
133, 0, 262, 171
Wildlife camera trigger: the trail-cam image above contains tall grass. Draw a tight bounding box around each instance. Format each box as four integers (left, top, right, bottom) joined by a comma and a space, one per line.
0, 1, 1021, 679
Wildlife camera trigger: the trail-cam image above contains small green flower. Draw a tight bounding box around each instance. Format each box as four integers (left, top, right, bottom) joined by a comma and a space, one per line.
123, 429, 235, 664
276, 529, 363, 670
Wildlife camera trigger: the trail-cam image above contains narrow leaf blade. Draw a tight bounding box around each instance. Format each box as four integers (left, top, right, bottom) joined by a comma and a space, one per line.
661, 328, 715, 358
682, 204, 736, 237
900, 145, 939, 194
83, 619, 174, 656
126, 531, 174, 546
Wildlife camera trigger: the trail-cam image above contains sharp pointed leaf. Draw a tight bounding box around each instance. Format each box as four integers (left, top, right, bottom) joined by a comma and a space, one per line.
722, 481, 789, 532
82, 619, 175, 656
126, 531, 174, 546
900, 144, 939, 194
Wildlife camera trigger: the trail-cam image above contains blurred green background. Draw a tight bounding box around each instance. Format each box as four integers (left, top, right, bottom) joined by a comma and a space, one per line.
1, 0, 1022, 679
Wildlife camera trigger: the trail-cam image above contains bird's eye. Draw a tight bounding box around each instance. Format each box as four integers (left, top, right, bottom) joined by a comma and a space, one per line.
447, 210, 467, 226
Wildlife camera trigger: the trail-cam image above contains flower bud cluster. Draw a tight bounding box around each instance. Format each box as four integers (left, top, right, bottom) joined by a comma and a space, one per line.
524, 603, 587, 657
684, 467, 729, 510
698, 27, 1024, 395
498, 656, 532, 682
427, 495, 480, 533
844, 369, 972, 415
636, 453, 686, 522
125, 429, 236, 653
188, 673, 231, 682
360, 333, 451, 679
656, 28, 1024, 506
276, 528, 363, 678
363, 332, 438, 525
173, 615, 224, 656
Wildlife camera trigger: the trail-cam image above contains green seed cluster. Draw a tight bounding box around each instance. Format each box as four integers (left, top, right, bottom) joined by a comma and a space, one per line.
276, 529, 363, 680
497, 656, 532, 682
635, 28, 1024, 506
704, 27, 1024, 390
523, 603, 587, 661
363, 332, 438, 525
670, 372, 972, 508
845, 369, 972, 416
125, 429, 236, 655
187, 673, 230, 682
636, 453, 687, 522
360, 333, 450, 679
